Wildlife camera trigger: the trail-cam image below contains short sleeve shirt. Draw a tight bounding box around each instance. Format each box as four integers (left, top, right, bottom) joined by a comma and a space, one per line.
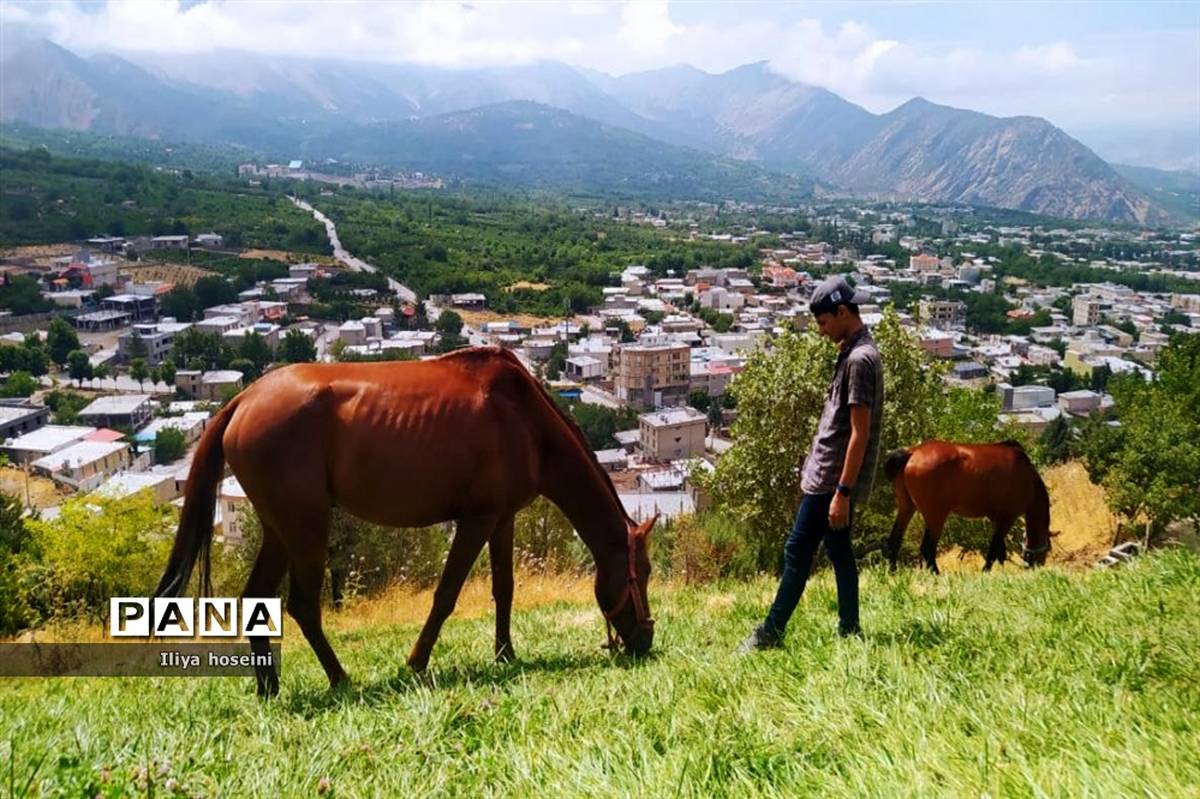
800, 327, 884, 503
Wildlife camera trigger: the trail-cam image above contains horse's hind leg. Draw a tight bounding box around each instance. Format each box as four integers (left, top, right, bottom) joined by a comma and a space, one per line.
886, 484, 917, 569
285, 512, 349, 690
920, 518, 945, 575
243, 524, 289, 698
489, 514, 516, 663
408, 514, 496, 672
983, 518, 1015, 572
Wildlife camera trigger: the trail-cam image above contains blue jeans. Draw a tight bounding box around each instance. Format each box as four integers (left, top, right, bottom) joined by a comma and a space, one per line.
763, 492, 860, 636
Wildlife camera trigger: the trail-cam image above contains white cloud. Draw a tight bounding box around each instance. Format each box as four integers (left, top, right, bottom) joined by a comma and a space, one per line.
0, 0, 1194, 136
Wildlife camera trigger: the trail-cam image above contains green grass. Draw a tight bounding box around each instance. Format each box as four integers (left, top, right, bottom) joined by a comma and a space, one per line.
3, 552, 1199, 797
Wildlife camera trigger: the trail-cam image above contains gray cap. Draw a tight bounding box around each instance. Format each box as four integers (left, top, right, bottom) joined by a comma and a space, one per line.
808, 275, 869, 316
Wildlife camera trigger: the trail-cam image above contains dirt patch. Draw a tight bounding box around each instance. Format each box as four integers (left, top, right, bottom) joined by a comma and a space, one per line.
0, 466, 66, 510
119, 263, 215, 289
0, 244, 76, 264
456, 309, 563, 330
505, 281, 551, 292
240, 249, 337, 265
1043, 461, 1117, 563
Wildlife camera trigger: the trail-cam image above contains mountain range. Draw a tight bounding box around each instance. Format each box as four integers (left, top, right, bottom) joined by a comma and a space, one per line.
0, 38, 1189, 225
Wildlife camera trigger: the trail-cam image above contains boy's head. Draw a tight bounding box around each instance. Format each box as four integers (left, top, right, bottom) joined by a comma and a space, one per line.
809, 276, 867, 343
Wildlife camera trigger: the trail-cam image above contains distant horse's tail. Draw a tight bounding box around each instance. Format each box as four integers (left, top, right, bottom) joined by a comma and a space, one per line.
153, 394, 242, 598
884, 448, 912, 483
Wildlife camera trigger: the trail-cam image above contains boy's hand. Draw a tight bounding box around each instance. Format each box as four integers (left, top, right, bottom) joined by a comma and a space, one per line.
829, 492, 850, 530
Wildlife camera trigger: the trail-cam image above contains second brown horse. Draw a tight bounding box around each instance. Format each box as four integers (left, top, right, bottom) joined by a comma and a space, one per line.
884, 440, 1052, 573
154, 347, 655, 696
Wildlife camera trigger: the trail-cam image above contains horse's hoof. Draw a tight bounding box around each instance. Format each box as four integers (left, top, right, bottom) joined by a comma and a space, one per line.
255, 676, 279, 699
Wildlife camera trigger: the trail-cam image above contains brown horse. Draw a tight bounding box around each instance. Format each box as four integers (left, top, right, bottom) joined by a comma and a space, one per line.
883, 440, 1052, 573
154, 347, 655, 697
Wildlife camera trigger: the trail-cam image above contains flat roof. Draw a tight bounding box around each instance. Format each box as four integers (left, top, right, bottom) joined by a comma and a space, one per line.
94, 472, 173, 499
0, 404, 44, 424
4, 424, 96, 453
79, 394, 152, 416
32, 440, 127, 471
640, 407, 707, 427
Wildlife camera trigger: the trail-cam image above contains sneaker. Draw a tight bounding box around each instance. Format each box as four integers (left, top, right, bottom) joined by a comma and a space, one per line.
737, 625, 783, 653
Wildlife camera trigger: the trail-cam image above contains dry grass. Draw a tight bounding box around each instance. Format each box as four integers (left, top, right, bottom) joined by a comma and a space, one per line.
1042, 460, 1118, 562
240, 249, 337, 265
325, 571, 598, 635
504, 280, 551, 292
118, 264, 214, 288
0, 244, 75, 264
456, 309, 563, 329
0, 466, 64, 510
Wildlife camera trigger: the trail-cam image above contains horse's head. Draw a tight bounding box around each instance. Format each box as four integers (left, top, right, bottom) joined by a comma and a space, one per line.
1022, 527, 1054, 568
1022, 476, 1053, 568
598, 514, 657, 656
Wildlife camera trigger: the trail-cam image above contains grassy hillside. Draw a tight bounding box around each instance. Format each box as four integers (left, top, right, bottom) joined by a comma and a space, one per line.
2, 552, 1197, 797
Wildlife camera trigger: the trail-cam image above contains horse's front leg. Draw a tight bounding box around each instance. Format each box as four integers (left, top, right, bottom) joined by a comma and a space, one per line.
489, 514, 516, 663
407, 515, 494, 672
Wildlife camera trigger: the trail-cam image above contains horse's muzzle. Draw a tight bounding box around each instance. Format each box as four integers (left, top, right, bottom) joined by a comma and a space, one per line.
626, 622, 654, 656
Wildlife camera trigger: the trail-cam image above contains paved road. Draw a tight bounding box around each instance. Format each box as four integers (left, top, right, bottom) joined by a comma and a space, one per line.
289, 196, 417, 304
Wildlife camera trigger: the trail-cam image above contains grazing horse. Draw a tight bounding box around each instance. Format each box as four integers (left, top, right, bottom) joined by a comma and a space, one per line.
154, 347, 655, 697
883, 440, 1052, 573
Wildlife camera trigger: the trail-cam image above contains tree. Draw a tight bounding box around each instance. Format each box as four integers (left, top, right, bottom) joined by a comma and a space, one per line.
1084, 334, 1200, 542
67, 349, 92, 386
193, 276, 237, 309
43, 390, 90, 424
0, 371, 38, 399
153, 428, 187, 464
435, 310, 464, 337
236, 331, 274, 373
93, 363, 110, 381
46, 318, 81, 368
687, 390, 711, 413
229, 357, 259, 382
130, 358, 149, 389
279, 329, 317, 364
159, 286, 199, 322
126, 332, 149, 361
543, 341, 568, 380
1039, 414, 1072, 465
159, 360, 175, 387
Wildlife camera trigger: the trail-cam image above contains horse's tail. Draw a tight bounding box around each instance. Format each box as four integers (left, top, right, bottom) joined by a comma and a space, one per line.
154, 394, 242, 599
883, 448, 912, 483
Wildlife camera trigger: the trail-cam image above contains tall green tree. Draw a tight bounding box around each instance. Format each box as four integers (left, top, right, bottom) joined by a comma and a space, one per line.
130, 358, 149, 389
46, 318, 81, 368
67, 349, 92, 386
280, 329, 317, 363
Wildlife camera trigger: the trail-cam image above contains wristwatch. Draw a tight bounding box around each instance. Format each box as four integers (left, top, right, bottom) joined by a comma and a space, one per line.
835, 483, 853, 497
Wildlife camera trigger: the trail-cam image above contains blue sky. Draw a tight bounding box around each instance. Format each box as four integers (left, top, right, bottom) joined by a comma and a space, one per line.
3, 1, 1198, 168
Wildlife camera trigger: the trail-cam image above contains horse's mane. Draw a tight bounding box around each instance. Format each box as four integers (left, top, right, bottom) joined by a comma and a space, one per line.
450, 347, 634, 526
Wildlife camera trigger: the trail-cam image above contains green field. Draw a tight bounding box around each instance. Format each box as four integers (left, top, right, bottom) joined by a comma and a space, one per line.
3, 552, 1198, 797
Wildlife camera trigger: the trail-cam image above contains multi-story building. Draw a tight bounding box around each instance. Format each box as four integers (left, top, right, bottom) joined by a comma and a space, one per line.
614, 340, 691, 409
118, 321, 191, 366
918, 299, 966, 329
639, 407, 707, 462
1073, 296, 1103, 327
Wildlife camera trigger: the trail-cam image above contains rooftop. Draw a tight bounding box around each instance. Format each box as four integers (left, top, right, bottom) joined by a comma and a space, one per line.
32, 440, 127, 471
640, 407, 707, 427
4, 424, 96, 453
79, 394, 152, 416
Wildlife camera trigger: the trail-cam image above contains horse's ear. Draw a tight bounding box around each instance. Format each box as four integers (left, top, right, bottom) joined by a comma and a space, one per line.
635, 513, 660, 539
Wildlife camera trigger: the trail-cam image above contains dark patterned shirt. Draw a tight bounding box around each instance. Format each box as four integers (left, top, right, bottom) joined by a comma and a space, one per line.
800, 326, 884, 502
